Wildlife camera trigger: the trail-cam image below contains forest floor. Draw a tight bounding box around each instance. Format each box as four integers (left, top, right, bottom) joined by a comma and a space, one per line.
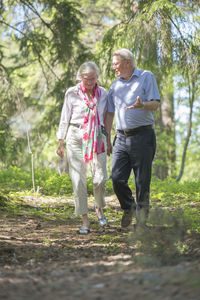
0, 194, 200, 300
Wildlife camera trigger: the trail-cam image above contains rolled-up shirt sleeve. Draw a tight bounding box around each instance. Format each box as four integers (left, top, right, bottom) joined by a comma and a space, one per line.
56, 91, 72, 140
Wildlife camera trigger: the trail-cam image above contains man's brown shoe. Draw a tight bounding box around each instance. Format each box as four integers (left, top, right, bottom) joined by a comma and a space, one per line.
121, 205, 135, 228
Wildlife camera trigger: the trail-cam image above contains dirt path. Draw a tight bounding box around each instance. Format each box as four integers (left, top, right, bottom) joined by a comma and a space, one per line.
0, 195, 199, 300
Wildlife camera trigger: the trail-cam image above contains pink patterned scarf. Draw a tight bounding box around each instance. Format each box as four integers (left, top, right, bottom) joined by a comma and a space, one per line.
79, 82, 105, 162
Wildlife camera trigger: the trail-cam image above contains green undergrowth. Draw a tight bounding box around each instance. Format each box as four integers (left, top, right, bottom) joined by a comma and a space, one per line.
0, 167, 200, 267
0, 166, 113, 196
150, 177, 200, 233
0, 167, 200, 232
0, 167, 200, 235
0, 190, 75, 222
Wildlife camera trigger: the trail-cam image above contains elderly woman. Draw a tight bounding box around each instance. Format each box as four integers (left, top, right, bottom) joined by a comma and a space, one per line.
56, 61, 108, 234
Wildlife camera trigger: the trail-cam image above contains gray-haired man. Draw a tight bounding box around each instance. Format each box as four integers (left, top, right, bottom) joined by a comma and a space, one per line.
105, 48, 160, 228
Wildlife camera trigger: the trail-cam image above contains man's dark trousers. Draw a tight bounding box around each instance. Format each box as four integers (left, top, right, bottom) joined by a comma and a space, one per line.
111, 128, 156, 217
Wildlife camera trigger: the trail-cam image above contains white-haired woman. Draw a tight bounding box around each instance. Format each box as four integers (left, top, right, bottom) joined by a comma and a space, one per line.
56, 61, 108, 234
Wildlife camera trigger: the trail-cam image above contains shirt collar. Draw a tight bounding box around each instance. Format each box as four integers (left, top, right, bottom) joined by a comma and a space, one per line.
119, 67, 139, 82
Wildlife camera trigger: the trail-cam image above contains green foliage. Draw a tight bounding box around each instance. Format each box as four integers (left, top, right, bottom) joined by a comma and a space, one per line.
1, 167, 199, 234
99, 0, 200, 181
40, 171, 73, 196
0, 166, 32, 191
0, 0, 200, 188
0, 0, 93, 168
151, 176, 200, 194
0, 166, 71, 195
0, 166, 199, 267
180, 145, 200, 181
0, 191, 9, 207
0, 166, 114, 196
127, 176, 200, 266
150, 176, 200, 233
137, 0, 182, 19
49, 1, 83, 63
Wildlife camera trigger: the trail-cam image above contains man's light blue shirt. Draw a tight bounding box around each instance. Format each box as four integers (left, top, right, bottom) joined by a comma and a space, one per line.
108, 67, 160, 130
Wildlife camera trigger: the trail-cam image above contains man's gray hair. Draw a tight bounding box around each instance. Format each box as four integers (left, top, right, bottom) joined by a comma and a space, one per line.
113, 48, 135, 67
76, 61, 99, 81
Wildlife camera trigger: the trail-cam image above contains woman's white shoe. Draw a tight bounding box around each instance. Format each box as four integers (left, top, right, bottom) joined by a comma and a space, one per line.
95, 206, 107, 227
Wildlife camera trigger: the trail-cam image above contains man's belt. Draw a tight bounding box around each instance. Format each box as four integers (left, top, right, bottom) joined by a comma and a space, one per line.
117, 125, 153, 136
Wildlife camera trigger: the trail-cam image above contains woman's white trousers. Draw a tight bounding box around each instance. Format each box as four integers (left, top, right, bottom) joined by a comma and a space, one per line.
66, 125, 107, 215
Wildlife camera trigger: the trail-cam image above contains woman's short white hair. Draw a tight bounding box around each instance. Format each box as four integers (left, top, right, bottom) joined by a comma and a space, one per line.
76, 61, 99, 81
113, 48, 135, 67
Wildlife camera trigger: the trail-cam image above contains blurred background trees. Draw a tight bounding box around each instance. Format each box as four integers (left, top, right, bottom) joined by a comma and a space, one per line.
0, 0, 199, 182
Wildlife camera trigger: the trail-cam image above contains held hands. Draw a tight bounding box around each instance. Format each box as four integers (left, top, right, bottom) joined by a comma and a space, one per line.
124, 96, 144, 110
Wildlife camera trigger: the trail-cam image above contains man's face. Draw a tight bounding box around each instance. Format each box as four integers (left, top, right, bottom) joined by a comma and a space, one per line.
112, 55, 131, 79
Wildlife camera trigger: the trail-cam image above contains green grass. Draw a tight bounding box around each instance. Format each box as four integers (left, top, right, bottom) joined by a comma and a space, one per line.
0, 170, 200, 267
0, 167, 200, 233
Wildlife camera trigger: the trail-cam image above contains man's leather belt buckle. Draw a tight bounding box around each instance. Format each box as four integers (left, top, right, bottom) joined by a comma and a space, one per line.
119, 125, 153, 136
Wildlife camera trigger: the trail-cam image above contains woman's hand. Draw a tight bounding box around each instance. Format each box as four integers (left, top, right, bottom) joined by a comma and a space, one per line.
56, 140, 65, 158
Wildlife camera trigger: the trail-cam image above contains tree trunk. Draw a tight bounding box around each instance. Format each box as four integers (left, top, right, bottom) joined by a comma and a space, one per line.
154, 19, 176, 180
176, 78, 195, 181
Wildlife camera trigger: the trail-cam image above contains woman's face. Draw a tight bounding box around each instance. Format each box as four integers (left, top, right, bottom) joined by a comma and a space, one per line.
81, 71, 97, 91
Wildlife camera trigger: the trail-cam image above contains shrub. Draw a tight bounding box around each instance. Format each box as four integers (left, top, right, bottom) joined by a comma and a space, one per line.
0, 166, 114, 196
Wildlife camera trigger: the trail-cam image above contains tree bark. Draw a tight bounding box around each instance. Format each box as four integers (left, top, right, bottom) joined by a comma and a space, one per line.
154, 18, 176, 179
176, 78, 195, 181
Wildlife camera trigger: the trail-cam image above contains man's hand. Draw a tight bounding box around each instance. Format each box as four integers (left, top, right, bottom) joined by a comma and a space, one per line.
107, 138, 112, 156
124, 96, 144, 110
104, 111, 114, 156
56, 140, 65, 158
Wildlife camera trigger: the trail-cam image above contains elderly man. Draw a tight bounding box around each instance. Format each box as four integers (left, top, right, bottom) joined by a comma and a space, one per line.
105, 48, 160, 228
